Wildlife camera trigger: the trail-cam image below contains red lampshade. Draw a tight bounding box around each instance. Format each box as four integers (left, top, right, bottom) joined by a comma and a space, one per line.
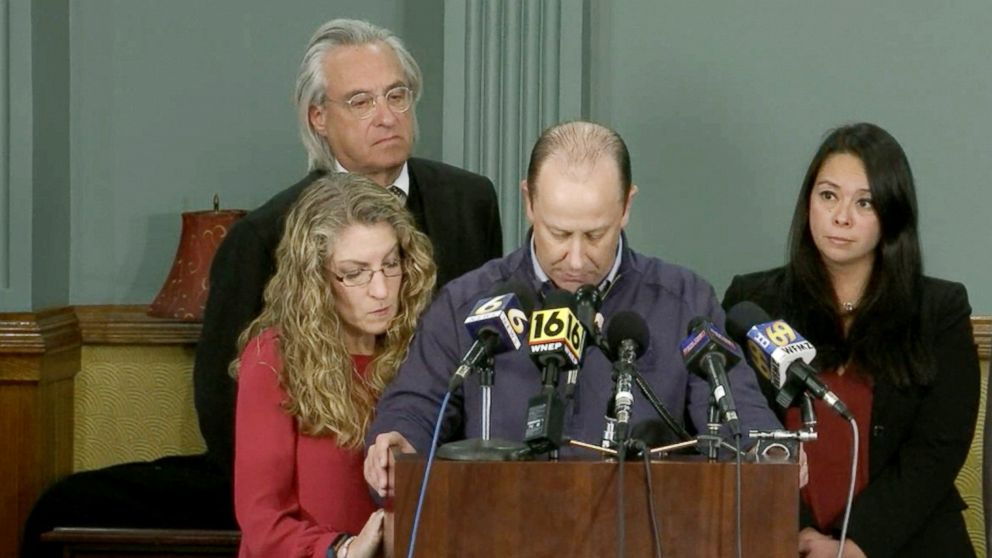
149, 202, 247, 321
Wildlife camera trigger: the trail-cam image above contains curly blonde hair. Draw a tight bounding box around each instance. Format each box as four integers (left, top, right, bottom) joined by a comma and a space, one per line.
232, 174, 436, 448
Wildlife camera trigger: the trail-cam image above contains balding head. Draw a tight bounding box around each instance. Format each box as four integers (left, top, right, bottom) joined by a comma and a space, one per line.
521, 121, 636, 292
525, 121, 632, 203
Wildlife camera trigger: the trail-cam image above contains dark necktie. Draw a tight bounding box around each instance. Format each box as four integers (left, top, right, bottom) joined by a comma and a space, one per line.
388, 185, 407, 203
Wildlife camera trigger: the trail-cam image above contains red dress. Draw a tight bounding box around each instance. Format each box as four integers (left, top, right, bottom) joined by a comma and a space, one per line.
234, 328, 376, 558
785, 366, 873, 532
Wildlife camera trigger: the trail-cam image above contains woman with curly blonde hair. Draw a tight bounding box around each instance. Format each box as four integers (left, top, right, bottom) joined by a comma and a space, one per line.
232, 173, 436, 558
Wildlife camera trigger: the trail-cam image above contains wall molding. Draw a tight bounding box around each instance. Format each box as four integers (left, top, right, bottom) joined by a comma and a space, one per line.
0, 306, 201, 351
0, 306, 79, 357
2, 307, 984, 356
2, 307, 986, 356
973, 316, 990, 358
74, 305, 201, 345
442, 0, 585, 252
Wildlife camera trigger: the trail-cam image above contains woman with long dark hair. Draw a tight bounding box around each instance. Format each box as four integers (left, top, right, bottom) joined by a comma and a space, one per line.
232, 174, 436, 558
724, 122, 979, 557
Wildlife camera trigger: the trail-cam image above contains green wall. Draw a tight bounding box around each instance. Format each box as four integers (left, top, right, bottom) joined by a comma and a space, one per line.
0, 0, 71, 311
591, 2, 992, 312
4, 1, 991, 314
67, 0, 444, 306
32, 0, 71, 309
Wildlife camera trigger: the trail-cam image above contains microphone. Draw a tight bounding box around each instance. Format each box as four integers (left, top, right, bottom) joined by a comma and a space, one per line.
605, 311, 650, 443
679, 317, 742, 437
574, 284, 608, 354
528, 289, 586, 380
523, 289, 586, 454
725, 301, 853, 421
566, 284, 605, 398
448, 280, 536, 392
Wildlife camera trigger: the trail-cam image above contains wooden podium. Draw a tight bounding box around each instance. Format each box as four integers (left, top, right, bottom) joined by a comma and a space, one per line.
388, 455, 798, 558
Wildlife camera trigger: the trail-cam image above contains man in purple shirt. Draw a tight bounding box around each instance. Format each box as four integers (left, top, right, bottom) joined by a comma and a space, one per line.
364, 121, 780, 497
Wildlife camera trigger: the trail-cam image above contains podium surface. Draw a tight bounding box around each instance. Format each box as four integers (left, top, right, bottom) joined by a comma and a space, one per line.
388, 455, 798, 558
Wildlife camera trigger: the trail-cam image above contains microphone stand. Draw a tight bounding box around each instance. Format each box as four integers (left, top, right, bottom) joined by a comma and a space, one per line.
747, 393, 818, 463
614, 365, 633, 446
480, 361, 494, 441
601, 384, 618, 451
579, 397, 742, 460
437, 355, 531, 461
629, 368, 693, 442
523, 359, 567, 459
581, 360, 741, 461
701, 394, 722, 461
586, 324, 692, 451
598, 347, 635, 455
799, 392, 817, 437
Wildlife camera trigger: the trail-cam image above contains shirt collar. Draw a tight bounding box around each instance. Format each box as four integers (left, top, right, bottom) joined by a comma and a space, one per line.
529, 233, 624, 294
332, 159, 410, 196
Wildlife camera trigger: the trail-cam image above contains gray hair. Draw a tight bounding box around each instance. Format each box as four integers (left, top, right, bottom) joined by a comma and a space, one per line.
294, 19, 423, 171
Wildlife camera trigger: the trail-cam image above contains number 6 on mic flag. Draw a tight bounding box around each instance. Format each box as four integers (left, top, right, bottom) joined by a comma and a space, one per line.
465, 293, 529, 351
448, 282, 535, 392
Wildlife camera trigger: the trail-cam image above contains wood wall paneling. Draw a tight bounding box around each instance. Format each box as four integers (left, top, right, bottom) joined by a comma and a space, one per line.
0, 305, 201, 556
0, 307, 80, 558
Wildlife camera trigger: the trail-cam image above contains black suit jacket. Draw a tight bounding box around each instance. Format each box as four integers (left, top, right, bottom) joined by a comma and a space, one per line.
194, 158, 503, 472
723, 268, 979, 558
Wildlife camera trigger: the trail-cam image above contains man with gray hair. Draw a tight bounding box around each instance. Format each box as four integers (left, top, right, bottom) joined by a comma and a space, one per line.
21, 19, 501, 556
364, 121, 780, 497
196, 16, 502, 483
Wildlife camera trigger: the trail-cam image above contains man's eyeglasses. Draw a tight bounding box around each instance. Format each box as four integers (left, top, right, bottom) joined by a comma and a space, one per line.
327, 86, 414, 120
332, 259, 404, 287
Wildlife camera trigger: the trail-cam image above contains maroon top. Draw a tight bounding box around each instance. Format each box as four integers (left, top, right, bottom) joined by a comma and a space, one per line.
234, 328, 376, 558
786, 365, 873, 531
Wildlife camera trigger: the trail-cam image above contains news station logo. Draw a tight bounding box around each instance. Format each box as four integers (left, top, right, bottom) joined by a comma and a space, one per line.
745, 320, 813, 386
528, 307, 586, 367
465, 294, 528, 350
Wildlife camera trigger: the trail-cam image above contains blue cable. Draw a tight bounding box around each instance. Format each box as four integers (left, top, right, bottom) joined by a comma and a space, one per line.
405, 391, 451, 558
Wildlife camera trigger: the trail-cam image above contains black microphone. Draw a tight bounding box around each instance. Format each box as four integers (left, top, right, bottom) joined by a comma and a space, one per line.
679, 317, 742, 437
574, 284, 608, 353
528, 289, 586, 383
448, 280, 537, 392
605, 311, 650, 443
564, 284, 604, 398
725, 301, 853, 421
523, 289, 586, 454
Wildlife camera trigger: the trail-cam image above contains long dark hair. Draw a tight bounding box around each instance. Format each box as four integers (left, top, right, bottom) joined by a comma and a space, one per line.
785, 122, 930, 387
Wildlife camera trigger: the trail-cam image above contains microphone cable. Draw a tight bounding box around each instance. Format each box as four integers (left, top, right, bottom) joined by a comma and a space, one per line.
632, 439, 663, 558
616, 437, 626, 558
406, 391, 451, 558
835, 416, 859, 558
733, 433, 742, 558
